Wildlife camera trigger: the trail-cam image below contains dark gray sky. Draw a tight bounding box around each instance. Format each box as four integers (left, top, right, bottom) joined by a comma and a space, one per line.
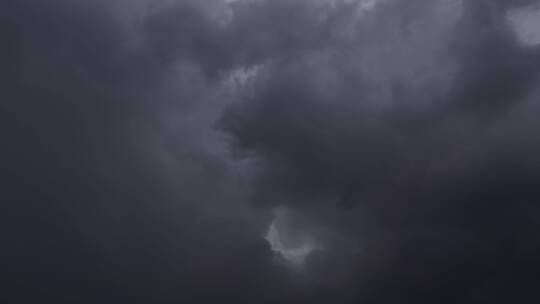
2, 0, 540, 303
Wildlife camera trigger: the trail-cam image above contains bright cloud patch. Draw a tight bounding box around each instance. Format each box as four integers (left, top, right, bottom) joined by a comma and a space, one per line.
507, 4, 540, 46
264, 207, 320, 266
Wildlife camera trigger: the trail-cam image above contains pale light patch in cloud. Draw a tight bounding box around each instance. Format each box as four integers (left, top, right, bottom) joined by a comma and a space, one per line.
358, 0, 380, 12
264, 207, 321, 267
507, 4, 540, 47
224, 65, 262, 90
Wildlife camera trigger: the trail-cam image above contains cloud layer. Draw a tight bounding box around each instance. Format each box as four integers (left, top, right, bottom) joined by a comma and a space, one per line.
2, 0, 540, 303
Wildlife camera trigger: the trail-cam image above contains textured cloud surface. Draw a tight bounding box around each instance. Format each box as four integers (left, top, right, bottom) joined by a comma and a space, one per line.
2, 0, 540, 303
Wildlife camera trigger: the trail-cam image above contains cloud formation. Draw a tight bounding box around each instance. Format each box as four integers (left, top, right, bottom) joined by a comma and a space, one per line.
2, 0, 540, 303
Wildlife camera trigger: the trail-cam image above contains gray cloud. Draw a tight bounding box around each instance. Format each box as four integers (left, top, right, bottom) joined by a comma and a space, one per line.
2, 0, 540, 303
221, 0, 540, 301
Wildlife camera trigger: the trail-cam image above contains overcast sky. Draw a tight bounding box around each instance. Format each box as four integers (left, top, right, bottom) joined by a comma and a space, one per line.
2, 0, 540, 303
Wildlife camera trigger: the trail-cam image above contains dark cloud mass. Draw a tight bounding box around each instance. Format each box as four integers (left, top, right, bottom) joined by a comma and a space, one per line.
2, 0, 540, 303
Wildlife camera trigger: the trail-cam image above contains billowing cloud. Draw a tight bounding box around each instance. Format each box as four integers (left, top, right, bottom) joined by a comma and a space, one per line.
2, 0, 540, 303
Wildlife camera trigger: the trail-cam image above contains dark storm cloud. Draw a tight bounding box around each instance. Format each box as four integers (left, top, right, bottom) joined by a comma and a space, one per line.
0, 0, 295, 303
222, 0, 540, 214
3, 0, 540, 303
220, 0, 540, 302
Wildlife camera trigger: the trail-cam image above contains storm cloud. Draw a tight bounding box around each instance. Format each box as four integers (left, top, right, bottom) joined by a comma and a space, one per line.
2, 0, 540, 303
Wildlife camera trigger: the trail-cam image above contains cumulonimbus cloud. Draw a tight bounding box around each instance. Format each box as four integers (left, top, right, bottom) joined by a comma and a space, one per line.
3, 0, 540, 303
